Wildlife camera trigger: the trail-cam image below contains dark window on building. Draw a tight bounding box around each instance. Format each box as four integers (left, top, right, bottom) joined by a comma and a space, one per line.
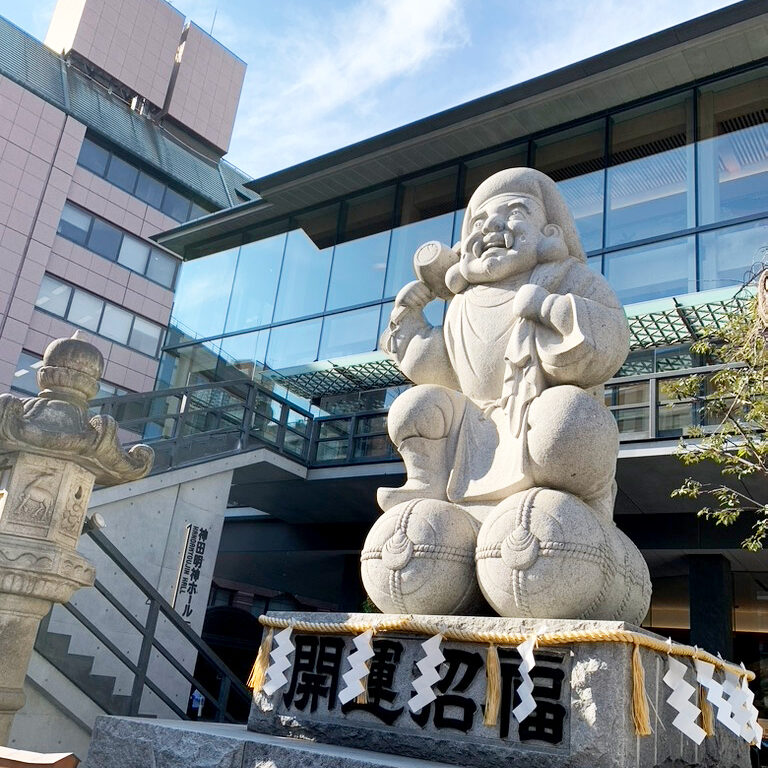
340, 186, 396, 242
77, 138, 110, 176
462, 144, 529, 206
295, 204, 341, 250
76, 134, 215, 223
106, 155, 139, 193
57, 203, 90, 245
56, 203, 179, 288
398, 167, 459, 226
161, 187, 192, 222
88, 218, 123, 261
135, 171, 166, 209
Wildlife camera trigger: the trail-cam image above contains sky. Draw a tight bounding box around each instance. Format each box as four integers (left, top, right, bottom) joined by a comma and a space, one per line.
0, 0, 742, 180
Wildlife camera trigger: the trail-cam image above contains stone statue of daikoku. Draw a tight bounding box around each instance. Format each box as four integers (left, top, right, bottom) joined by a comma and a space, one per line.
361, 168, 651, 623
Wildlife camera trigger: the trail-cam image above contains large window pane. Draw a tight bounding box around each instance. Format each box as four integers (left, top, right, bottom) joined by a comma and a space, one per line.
129, 317, 161, 356
77, 138, 109, 176
698, 67, 768, 225
135, 171, 165, 209
117, 236, 149, 273
273, 230, 332, 322
161, 187, 191, 222
68, 290, 102, 331
399, 167, 459, 225
462, 144, 528, 206
171, 248, 238, 340
225, 234, 286, 332
146, 249, 178, 288
318, 306, 380, 359
341, 187, 396, 242
607, 94, 694, 246
87, 218, 122, 261
100, 304, 132, 344
106, 155, 138, 193
534, 121, 606, 252
216, 330, 269, 379
604, 236, 695, 305
266, 318, 322, 371
699, 218, 768, 291
58, 203, 90, 245
385, 212, 455, 298
326, 231, 389, 311
36, 275, 71, 316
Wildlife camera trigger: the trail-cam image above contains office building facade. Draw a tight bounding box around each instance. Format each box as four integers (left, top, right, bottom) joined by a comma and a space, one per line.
0, 0, 252, 402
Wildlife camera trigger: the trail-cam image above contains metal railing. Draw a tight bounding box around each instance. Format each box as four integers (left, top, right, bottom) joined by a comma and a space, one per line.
92, 378, 313, 474
89, 364, 727, 476
35, 526, 252, 723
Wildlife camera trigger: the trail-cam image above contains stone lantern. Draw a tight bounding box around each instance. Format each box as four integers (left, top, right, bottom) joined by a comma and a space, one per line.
0, 333, 153, 745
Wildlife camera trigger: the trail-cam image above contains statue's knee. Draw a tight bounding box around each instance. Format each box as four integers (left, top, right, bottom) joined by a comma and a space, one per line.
529, 386, 618, 458
388, 385, 458, 443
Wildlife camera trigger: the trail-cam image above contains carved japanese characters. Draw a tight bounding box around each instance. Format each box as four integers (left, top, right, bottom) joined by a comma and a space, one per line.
361, 168, 651, 622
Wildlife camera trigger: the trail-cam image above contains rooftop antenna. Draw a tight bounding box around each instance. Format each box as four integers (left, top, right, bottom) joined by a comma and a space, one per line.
210, 8, 218, 35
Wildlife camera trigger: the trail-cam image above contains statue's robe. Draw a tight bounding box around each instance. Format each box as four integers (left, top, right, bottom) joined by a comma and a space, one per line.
385, 257, 629, 504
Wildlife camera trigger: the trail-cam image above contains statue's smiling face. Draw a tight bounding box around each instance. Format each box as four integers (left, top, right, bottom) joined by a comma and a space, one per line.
461, 195, 547, 283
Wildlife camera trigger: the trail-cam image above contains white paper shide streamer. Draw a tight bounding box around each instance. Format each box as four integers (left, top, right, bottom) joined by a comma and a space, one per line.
513, 634, 537, 723
408, 634, 444, 713
261, 627, 295, 696
663, 656, 706, 744
720, 670, 748, 737
720, 667, 763, 745
695, 658, 725, 718
337, 629, 375, 705
740, 674, 764, 746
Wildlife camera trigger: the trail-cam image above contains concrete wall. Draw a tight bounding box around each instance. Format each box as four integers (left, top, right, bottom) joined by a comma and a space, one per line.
166, 23, 245, 153
44, 459, 236, 718
45, 0, 184, 109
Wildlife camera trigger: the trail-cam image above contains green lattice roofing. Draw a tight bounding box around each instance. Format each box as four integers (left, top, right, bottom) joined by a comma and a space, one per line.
0, 15, 254, 210
268, 291, 752, 398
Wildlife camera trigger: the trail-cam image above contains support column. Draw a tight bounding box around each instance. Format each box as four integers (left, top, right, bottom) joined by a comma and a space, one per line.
688, 554, 733, 659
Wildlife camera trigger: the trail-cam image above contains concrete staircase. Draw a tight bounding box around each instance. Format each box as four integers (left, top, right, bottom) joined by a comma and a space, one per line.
34, 618, 137, 718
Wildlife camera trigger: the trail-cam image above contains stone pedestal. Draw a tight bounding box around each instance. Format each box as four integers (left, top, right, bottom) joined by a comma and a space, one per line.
244, 613, 750, 768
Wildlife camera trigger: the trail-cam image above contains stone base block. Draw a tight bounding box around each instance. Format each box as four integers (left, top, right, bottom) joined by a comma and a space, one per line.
247, 613, 752, 768
85, 716, 459, 768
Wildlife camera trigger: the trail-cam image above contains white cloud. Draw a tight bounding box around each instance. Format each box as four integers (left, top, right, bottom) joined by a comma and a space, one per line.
227, 0, 469, 176
482, 0, 740, 98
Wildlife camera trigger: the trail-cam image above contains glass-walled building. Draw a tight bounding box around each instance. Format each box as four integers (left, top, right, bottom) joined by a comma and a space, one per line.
149, 1, 768, 711
158, 61, 768, 434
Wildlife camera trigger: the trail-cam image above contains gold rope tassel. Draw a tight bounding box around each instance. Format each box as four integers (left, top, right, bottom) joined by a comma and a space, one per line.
484, 643, 502, 727
698, 684, 714, 737
355, 664, 370, 705
631, 643, 652, 736
247, 628, 274, 692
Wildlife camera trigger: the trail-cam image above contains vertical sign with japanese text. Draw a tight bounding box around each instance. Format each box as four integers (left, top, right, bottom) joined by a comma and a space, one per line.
172, 523, 209, 624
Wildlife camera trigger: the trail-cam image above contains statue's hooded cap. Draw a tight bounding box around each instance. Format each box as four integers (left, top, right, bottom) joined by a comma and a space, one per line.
461, 167, 586, 263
